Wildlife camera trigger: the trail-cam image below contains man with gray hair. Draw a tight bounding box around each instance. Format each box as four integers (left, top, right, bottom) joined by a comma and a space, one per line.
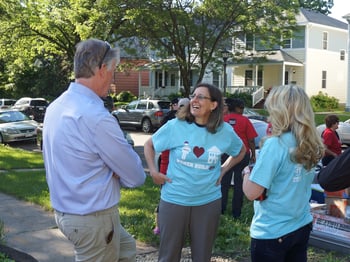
43, 38, 146, 261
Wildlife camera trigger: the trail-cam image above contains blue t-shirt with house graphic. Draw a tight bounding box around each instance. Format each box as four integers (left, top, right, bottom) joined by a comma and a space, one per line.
152, 118, 243, 206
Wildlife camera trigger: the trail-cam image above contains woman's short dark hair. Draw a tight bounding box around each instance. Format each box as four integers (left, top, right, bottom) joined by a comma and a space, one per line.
177, 83, 223, 133
325, 114, 339, 128
226, 98, 245, 113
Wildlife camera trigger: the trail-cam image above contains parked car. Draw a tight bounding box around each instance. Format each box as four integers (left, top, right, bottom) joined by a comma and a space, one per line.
12, 97, 49, 123
36, 123, 134, 150
112, 99, 171, 133
316, 122, 350, 146
250, 118, 269, 148
0, 109, 38, 144
0, 98, 16, 109
243, 108, 268, 122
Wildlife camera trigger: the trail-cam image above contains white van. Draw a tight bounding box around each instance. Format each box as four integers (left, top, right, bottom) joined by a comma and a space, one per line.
0, 98, 16, 109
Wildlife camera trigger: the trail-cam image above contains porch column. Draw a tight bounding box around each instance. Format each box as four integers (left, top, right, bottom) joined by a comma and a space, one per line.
344, 13, 350, 111
178, 70, 181, 94
138, 71, 141, 97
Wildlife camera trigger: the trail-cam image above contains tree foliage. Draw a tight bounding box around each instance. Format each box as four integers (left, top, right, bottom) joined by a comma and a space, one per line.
0, 0, 336, 99
123, 0, 302, 95
299, 0, 333, 15
0, 0, 127, 99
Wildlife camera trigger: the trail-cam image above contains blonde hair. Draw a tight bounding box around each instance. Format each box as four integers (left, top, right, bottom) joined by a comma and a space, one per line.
265, 85, 324, 170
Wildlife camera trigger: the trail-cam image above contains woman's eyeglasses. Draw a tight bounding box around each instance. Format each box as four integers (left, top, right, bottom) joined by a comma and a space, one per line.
189, 94, 211, 101
99, 41, 111, 68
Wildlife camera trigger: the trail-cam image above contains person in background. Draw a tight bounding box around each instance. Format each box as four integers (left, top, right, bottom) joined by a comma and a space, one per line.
43, 38, 146, 262
321, 114, 342, 166
161, 97, 179, 125
242, 85, 324, 262
178, 97, 190, 109
102, 94, 115, 112
221, 98, 258, 218
144, 83, 246, 262
153, 97, 190, 235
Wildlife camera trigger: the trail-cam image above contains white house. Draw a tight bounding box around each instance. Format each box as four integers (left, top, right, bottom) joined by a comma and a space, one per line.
229, 8, 348, 104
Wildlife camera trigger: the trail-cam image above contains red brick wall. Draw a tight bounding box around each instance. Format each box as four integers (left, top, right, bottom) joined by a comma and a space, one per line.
112, 59, 150, 96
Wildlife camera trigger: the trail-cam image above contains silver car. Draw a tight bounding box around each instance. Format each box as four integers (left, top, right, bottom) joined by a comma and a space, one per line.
112, 99, 170, 133
12, 97, 49, 123
249, 118, 269, 148
0, 109, 38, 144
243, 108, 268, 122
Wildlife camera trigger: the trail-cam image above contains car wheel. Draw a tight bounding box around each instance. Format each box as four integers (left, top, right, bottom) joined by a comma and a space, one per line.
142, 118, 153, 133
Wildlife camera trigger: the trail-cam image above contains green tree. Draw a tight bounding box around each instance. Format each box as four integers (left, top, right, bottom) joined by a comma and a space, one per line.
0, 0, 127, 98
124, 0, 300, 96
299, 0, 333, 15
0, 0, 336, 99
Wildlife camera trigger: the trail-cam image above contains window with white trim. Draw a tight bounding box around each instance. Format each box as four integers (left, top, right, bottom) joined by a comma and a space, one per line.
322, 32, 328, 50
340, 50, 345, 61
322, 71, 327, 89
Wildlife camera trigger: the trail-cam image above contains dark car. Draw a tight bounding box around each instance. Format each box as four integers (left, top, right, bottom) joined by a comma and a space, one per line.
12, 97, 49, 123
112, 99, 170, 133
0, 109, 38, 144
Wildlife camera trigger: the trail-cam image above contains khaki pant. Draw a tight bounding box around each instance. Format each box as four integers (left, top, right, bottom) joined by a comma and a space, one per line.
55, 205, 136, 262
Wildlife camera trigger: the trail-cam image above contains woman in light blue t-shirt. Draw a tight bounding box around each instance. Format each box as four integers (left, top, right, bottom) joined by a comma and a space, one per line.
144, 83, 246, 262
243, 85, 324, 262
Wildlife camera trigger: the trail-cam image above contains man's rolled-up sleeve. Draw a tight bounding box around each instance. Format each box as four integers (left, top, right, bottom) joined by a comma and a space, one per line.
95, 117, 146, 188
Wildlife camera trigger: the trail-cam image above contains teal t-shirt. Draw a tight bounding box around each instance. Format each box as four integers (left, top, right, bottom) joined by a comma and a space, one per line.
152, 118, 243, 206
249, 132, 314, 239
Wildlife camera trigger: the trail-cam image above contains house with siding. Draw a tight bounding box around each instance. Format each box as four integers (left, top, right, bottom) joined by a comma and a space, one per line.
138, 8, 349, 105
230, 8, 348, 104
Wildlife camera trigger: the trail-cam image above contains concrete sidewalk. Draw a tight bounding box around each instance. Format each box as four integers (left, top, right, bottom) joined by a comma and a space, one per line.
0, 192, 157, 262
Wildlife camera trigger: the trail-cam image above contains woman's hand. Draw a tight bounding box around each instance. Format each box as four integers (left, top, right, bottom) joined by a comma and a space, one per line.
149, 171, 172, 185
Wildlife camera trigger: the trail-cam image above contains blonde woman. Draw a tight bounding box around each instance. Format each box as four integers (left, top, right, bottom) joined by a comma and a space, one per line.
243, 85, 324, 262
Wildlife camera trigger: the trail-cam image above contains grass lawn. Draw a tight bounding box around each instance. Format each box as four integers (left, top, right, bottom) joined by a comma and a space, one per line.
1, 117, 350, 262
255, 109, 350, 126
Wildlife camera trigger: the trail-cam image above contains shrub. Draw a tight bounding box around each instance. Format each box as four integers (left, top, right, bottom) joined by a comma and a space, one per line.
168, 92, 183, 102
310, 92, 339, 111
227, 93, 253, 108
116, 91, 137, 102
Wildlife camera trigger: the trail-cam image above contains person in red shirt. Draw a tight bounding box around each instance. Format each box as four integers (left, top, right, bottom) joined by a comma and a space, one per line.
221, 98, 258, 218
321, 114, 342, 166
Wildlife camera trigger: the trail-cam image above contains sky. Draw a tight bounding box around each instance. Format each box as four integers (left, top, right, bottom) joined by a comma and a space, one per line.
328, 0, 350, 22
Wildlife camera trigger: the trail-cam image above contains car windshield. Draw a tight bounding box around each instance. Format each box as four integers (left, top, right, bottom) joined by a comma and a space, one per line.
31, 100, 48, 106
0, 111, 30, 123
15, 99, 29, 105
243, 108, 260, 116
